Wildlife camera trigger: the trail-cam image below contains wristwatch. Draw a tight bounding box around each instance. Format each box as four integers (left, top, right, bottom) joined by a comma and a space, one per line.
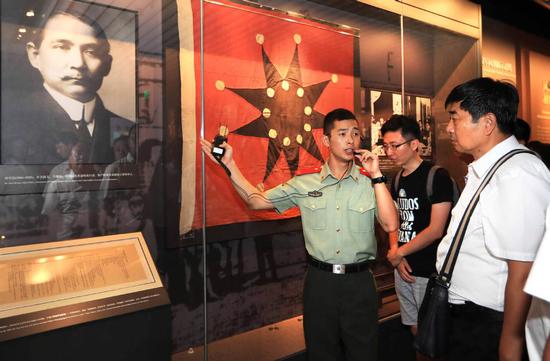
371, 175, 387, 184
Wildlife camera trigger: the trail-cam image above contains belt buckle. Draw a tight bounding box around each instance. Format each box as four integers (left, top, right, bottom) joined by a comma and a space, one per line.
332, 264, 345, 274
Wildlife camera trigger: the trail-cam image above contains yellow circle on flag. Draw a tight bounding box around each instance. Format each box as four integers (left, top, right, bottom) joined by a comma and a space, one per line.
283, 137, 291, 146
282, 80, 290, 91
256, 34, 265, 44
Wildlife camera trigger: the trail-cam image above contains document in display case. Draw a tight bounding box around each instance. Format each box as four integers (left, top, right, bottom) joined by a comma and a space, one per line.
0, 232, 169, 341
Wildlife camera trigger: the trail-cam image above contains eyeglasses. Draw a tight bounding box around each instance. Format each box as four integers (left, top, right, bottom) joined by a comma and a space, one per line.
382, 139, 413, 151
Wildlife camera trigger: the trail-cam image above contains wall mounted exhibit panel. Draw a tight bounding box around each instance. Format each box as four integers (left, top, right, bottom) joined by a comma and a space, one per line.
0, 0, 165, 265
529, 51, 550, 144
1, 0, 138, 196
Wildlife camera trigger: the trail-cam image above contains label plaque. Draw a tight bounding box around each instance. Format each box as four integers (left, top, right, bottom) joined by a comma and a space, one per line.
0, 232, 168, 341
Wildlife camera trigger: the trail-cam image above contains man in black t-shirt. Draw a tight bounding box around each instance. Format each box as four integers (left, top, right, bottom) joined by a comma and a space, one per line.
381, 115, 453, 359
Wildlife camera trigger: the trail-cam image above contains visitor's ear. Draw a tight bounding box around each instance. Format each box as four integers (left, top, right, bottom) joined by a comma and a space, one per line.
322, 134, 330, 147
410, 139, 420, 152
482, 112, 498, 135
26, 42, 40, 69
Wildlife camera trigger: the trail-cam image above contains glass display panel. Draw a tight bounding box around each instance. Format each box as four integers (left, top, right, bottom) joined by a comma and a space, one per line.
403, 16, 479, 186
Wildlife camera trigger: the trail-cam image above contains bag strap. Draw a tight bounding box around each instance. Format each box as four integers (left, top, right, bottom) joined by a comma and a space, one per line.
396, 163, 441, 203
439, 149, 537, 283
393, 168, 404, 196
426, 165, 440, 203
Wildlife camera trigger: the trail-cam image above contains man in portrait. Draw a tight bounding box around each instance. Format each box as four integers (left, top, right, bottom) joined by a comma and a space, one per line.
1, 9, 133, 165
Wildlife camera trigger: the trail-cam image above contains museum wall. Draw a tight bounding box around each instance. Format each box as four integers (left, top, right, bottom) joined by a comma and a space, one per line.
481, 16, 550, 165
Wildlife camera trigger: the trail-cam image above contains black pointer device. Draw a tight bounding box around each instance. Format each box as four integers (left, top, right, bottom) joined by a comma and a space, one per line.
211, 125, 231, 177
211, 134, 227, 162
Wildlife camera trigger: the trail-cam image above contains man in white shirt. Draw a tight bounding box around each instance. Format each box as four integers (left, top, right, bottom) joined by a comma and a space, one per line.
524, 204, 550, 361
436, 77, 550, 361
2, 10, 132, 165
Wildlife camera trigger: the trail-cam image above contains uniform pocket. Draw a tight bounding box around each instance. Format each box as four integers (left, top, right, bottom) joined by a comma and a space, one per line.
348, 193, 375, 232
301, 198, 328, 230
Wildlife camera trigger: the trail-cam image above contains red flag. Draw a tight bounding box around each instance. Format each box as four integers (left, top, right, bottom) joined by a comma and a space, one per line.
180, 0, 355, 232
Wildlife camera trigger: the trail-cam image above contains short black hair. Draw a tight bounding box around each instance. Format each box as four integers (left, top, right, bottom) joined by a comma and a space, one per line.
323, 108, 357, 135
514, 118, 531, 143
445, 77, 518, 135
32, 10, 110, 54
380, 114, 421, 140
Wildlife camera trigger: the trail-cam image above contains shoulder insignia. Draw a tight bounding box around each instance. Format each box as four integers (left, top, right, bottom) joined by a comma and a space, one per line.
359, 168, 371, 177
296, 167, 322, 176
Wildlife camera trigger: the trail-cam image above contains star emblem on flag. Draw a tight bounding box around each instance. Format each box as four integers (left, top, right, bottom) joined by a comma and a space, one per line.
216, 34, 336, 181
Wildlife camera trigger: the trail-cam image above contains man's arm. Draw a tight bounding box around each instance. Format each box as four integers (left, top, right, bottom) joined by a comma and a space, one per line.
387, 231, 415, 282
544, 334, 550, 361
200, 139, 274, 210
387, 202, 451, 266
372, 180, 398, 232
499, 260, 533, 361
388, 230, 398, 254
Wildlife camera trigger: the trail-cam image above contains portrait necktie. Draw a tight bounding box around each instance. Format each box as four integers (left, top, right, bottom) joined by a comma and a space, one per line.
77, 106, 92, 143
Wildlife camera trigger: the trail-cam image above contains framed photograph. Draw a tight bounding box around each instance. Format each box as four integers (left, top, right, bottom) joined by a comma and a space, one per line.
366, 88, 434, 158
0, 0, 138, 195
412, 95, 433, 157
368, 90, 402, 156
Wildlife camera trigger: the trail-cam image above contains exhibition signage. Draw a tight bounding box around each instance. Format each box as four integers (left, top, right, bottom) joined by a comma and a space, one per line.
0, 232, 168, 341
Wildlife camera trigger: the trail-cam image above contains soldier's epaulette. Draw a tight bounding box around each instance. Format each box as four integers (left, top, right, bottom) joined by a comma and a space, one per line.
295, 167, 322, 176
359, 168, 371, 177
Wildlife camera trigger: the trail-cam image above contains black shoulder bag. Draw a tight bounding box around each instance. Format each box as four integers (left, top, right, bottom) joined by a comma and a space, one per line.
414, 149, 536, 358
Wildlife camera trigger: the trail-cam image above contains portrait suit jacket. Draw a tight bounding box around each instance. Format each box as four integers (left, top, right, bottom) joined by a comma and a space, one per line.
2, 86, 133, 165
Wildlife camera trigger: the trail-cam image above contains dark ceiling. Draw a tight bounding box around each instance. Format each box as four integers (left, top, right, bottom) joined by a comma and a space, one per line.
471, 0, 550, 40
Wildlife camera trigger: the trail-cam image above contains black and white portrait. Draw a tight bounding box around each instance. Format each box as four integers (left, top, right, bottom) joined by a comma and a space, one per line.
1, 0, 137, 166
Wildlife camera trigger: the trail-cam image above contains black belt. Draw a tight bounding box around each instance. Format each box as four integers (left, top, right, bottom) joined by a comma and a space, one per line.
307, 254, 371, 274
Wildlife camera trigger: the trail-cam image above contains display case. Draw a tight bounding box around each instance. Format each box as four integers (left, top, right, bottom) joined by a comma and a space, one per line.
174, 0, 480, 359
